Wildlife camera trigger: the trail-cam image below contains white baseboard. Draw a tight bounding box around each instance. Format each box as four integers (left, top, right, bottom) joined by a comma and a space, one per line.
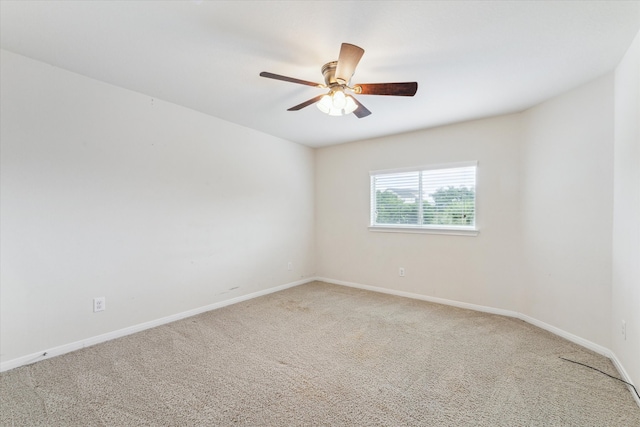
318, 277, 519, 318
516, 313, 610, 357
609, 351, 640, 408
0, 277, 314, 373
316, 276, 639, 408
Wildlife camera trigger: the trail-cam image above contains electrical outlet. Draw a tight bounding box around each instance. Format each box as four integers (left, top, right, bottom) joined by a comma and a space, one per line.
399, 267, 405, 277
287, 262, 293, 271
93, 297, 106, 312
621, 320, 626, 340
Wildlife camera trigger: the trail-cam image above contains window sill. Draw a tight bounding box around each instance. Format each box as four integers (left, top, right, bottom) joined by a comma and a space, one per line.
368, 225, 479, 236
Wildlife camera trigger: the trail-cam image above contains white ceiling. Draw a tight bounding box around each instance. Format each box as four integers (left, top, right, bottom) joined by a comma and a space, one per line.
1, 1, 639, 148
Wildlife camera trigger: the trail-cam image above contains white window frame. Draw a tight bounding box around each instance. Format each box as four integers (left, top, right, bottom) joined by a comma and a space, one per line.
369, 161, 479, 236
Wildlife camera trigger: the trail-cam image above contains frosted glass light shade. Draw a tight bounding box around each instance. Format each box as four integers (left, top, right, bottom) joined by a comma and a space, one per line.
317, 94, 333, 114
344, 96, 357, 114
332, 90, 347, 109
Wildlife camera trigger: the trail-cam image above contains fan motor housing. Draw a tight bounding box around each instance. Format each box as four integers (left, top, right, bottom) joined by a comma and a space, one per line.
321, 61, 344, 87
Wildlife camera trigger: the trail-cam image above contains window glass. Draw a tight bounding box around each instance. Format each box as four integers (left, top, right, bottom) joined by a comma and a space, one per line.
371, 163, 476, 231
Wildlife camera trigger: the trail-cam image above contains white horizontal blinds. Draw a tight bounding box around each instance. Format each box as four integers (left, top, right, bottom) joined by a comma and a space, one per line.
422, 166, 475, 227
372, 164, 476, 228
372, 171, 420, 225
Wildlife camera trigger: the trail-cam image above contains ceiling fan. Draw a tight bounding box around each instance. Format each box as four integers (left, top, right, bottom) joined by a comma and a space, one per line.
259, 43, 418, 118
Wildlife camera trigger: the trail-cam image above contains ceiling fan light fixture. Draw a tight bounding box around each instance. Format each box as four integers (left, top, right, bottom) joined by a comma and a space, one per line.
316, 90, 358, 116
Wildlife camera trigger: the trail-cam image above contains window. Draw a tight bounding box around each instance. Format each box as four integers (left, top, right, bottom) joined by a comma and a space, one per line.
370, 162, 477, 235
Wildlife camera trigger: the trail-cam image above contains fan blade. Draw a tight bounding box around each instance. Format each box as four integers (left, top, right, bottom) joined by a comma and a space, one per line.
351, 97, 372, 118
260, 71, 323, 88
355, 82, 418, 96
334, 43, 365, 84
287, 95, 325, 111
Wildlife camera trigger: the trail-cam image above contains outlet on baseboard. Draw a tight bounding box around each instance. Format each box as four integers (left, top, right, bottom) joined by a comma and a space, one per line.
93, 297, 106, 312
621, 319, 626, 340
399, 267, 405, 277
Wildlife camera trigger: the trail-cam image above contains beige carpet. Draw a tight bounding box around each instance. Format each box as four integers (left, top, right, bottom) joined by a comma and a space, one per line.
1, 281, 639, 426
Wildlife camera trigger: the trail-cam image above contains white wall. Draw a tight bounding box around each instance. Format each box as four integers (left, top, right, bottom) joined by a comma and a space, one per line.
316, 73, 618, 353
316, 114, 522, 311
612, 31, 640, 387
0, 50, 315, 365
520, 74, 614, 348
